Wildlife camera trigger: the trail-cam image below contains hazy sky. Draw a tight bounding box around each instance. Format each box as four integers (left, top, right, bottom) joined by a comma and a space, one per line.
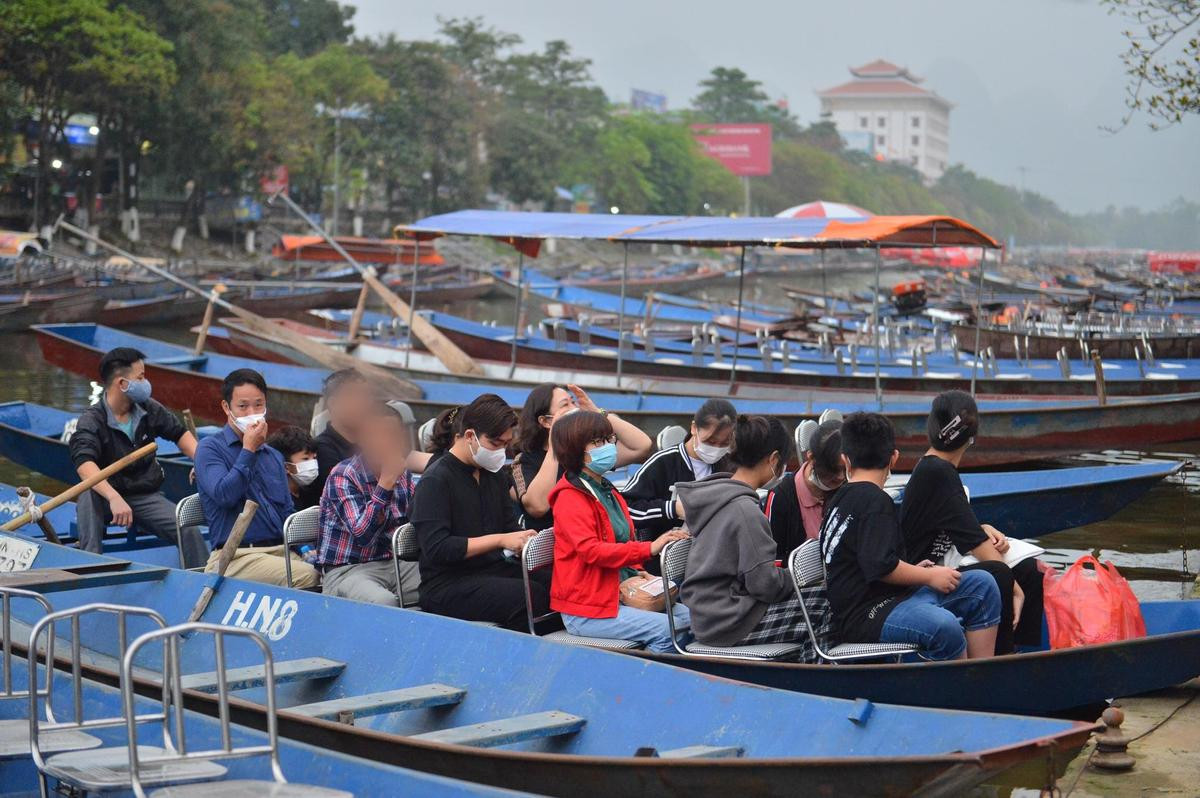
353, 0, 1198, 214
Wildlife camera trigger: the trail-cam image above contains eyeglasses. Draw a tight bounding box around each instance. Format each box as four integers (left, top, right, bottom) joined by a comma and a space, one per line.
589, 435, 618, 447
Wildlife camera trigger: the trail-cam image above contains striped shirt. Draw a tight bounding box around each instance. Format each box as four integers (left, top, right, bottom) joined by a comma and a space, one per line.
317, 455, 413, 569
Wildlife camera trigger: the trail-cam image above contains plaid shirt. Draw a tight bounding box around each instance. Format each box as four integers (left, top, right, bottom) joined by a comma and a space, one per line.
317, 455, 413, 569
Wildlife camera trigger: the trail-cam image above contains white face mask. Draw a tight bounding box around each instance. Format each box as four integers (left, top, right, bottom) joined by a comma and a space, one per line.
694, 440, 730, 465
233, 411, 267, 432
762, 459, 785, 492
292, 459, 319, 486
469, 434, 507, 473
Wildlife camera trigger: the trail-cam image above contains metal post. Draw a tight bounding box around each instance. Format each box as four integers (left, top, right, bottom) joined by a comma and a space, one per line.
728, 246, 747, 393
872, 246, 883, 409
332, 112, 341, 236
742, 176, 751, 217
970, 247, 986, 395
616, 242, 629, 388
820, 249, 828, 315
508, 251, 525, 379
404, 239, 419, 370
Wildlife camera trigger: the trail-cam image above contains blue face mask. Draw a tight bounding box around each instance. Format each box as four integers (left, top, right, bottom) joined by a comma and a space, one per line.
586, 442, 618, 475
122, 378, 152, 403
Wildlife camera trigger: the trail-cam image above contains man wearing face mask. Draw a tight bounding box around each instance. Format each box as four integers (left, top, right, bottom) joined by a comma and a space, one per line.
69, 347, 208, 566
266, 427, 320, 510
193, 368, 317, 587
317, 400, 421, 605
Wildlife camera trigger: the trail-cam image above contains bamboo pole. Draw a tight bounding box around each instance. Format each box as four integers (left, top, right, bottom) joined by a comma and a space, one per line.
14, 487, 60, 544
54, 221, 423, 401
1092, 349, 1108, 406
346, 282, 370, 340
269, 192, 483, 376
181, 409, 199, 438
193, 289, 221, 355
186, 499, 258, 623
1, 442, 158, 531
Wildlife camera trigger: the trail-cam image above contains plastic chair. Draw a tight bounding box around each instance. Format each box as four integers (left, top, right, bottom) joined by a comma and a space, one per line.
281, 506, 320, 589
519, 528, 642, 650
655, 425, 687, 452
787, 540, 918, 663
175, 495, 207, 571
123, 623, 350, 798
659, 539, 804, 661
391, 523, 420, 608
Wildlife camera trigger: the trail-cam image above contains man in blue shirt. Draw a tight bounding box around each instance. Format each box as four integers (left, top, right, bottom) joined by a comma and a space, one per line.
194, 368, 317, 588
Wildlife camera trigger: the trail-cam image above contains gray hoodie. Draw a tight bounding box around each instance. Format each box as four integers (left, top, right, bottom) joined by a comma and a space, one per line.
677, 474, 795, 646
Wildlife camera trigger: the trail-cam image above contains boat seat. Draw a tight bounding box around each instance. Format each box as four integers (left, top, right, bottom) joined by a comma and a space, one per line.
0, 719, 101, 760
287, 683, 466, 720
181, 657, 345, 693
410, 711, 586, 748
41, 745, 226, 792
540, 630, 643, 650
156, 355, 209, 369
151, 781, 351, 797
682, 640, 805, 660
658, 745, 744, 759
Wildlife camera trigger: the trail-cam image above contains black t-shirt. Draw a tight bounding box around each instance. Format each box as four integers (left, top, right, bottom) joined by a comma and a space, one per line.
409, 452, 522, 592
766, 471, 803, 561
512, 448, 559, 531
898, 455, 988, 565
819, 481, 912, 642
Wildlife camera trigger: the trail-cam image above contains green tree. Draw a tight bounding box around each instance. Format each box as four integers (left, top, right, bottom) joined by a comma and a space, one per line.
261, 0, 354, 57
1103, 0, 1200, 128
691, 66, 799, 134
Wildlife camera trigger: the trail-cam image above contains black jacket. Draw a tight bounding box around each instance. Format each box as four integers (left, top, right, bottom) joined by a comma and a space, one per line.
621, 443, 726, 539
68, 398, 185, 496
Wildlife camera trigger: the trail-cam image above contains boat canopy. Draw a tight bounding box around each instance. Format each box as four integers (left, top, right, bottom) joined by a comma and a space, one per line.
399, 210, 1000, 257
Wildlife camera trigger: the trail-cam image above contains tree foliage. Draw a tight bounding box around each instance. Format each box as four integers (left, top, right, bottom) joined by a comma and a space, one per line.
1104, 0, 1200, 128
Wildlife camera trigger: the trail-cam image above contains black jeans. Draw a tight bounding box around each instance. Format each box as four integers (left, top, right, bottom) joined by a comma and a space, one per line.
419, 559, 560, 633
959, 558, 1044, 654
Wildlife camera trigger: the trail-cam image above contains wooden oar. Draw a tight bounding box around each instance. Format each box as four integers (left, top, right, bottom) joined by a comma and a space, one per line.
14, 487, 61, 544
269, 191, 484, 376
186, 499, 258, 623
1, 442, 158, 532
54, 221, 423, 401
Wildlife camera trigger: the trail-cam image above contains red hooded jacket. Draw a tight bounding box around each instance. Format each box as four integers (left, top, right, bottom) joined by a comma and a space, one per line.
547, 473, 653, 618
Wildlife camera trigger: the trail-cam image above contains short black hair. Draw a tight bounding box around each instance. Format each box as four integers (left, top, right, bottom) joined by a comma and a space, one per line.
221, 368, 267, 403
99, 347, 146, 386
840, 412, 895, 470
927, 390, 979, 451
267, 426, 315, 460
322, 367, 367, 400
729, 414, 795, 468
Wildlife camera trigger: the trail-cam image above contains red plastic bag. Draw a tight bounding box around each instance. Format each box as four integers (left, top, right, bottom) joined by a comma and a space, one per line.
1043, 555, 1146, 649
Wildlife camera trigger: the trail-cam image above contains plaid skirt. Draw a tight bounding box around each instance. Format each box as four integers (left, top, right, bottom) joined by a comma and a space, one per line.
735, 586, 834, 663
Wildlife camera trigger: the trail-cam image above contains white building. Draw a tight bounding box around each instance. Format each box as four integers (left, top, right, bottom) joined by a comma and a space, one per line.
817, 60, 952, 183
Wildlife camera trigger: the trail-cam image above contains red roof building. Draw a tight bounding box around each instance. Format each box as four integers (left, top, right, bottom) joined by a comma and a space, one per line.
817, 60, 952, 183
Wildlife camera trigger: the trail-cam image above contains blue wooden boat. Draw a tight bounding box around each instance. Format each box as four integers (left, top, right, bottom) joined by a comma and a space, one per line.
0, 644, 527, 796
0, 400, 211, 503
639, 603, 1200, 715
0, 482, 202, 568
33, 322, 1200, 468
0, 537, 1096, 797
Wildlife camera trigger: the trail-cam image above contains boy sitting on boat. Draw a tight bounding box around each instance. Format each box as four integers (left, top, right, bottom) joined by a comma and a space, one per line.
317, 399, 422, 606
194, 368, 318, 588
267, 426, 320, 511
820, 412, 1001, 660
70, 346, 208, 567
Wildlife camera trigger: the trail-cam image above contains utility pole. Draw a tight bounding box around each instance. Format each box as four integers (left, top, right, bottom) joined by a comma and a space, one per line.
333, 111, 341, 236
742, 175, 751, 216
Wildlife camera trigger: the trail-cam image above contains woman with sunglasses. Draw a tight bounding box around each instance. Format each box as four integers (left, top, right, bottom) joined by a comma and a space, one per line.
767, 417, 846, 562
548, 410, 690, 651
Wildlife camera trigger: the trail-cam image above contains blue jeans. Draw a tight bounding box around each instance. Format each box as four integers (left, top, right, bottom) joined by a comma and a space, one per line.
880, 570, 1001, 660
563, 604, 692, 653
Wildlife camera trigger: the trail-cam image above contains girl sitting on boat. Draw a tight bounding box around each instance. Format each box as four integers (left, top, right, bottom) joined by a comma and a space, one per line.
409, 393, 555, 631
678, 415, 814, 653
767, 414, 847, 561
622, 398, 736, 540
513, 382, 652, 532
547, 410, 690, 652
898, 390, 1044, 654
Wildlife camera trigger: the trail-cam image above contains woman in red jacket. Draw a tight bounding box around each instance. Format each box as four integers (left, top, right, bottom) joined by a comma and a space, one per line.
548, 411, 690, 652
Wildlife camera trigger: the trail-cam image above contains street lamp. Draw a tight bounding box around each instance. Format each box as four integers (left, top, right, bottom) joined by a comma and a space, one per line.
609, 206, 619, 214
315, 102, 368, 236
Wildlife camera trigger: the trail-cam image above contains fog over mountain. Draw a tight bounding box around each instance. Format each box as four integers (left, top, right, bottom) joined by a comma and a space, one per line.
354, 0, 1198, 214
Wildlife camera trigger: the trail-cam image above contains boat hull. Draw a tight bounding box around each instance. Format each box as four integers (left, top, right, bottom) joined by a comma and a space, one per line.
637, 602, 1200, 715
0, 293, 108, 331
957, 324, 1200, 360
2, 539, 1097, 798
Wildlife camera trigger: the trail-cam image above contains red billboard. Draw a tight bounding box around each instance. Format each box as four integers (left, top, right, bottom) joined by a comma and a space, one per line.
690, 123, 772, 176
